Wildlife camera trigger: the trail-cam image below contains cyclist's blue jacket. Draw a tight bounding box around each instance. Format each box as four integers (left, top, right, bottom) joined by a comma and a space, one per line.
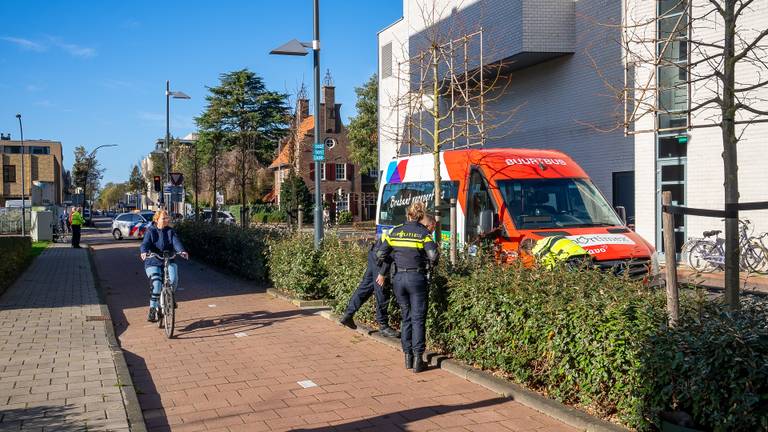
140, 226, 186, 268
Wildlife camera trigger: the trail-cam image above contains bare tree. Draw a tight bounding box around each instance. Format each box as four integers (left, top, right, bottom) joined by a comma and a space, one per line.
382, 0, 521, 238
606, 0, 768, 309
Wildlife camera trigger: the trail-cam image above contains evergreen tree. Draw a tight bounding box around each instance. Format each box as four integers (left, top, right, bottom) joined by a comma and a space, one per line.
128, 164, 146, 193
347, 74, 378, 174
279, 170, 312, 225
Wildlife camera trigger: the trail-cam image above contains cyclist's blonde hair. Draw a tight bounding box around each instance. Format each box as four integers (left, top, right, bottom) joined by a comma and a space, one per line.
406, 201, 427, 222
153, 210, 169, 222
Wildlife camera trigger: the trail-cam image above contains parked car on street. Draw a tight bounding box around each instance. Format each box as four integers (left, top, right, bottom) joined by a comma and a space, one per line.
201, 210, 236, 225
111, 211, 153, 240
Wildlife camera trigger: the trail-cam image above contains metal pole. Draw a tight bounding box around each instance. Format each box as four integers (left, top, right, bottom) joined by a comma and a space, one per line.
162, 80, 170, 208
16, 114, 26, 236
312, 0, 323, 249
450, 198, 457, 265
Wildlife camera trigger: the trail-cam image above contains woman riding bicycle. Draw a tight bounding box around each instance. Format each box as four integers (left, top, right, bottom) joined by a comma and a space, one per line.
140, 210, 188, 322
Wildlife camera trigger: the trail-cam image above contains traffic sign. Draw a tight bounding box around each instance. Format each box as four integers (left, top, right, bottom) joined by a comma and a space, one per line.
170, 172, 184, 186
313, 142, 325, 161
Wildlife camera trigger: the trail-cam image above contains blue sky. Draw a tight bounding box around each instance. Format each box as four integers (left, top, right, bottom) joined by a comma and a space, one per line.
0, 0, 401, 184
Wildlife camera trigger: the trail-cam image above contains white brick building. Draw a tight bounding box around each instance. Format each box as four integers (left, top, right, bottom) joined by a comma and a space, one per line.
378, 0, 768, 253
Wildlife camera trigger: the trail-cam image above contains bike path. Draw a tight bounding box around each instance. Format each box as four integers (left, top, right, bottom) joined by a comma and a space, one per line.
0, 244, 132, 431
91, 240, 576, 432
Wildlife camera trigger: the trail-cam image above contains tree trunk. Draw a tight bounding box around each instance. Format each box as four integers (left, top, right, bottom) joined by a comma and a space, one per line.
212, 142, 219, 225
722, 0, 740, 310
241, 136, 247, 227
194, 146, 199, 222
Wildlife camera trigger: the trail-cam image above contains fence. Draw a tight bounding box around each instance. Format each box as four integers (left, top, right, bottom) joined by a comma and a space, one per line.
0, 208, 30, 235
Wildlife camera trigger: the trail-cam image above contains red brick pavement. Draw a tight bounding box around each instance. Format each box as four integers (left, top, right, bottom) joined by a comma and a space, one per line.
91, 241, 577, 432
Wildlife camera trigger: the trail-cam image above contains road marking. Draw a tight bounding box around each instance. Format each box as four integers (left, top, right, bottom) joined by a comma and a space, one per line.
297, 380, 318, 388
234, 332, 248, 338
208, 304, 216, 308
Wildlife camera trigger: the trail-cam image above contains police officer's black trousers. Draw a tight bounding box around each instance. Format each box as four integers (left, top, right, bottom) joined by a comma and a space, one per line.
71, 225, 81, 248
344, 250, 391, 327
393, 272, 428, 356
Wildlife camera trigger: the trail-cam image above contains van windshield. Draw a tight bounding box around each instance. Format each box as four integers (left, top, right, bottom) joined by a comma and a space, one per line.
497, 178, 622, 229
379, 181, 458, 226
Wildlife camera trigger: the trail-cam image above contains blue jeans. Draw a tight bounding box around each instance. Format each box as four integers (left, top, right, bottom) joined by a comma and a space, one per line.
344, 250, 392, 327
145, 264, 178, 308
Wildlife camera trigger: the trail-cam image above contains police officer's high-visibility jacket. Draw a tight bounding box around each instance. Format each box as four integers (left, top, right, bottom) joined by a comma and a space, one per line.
70, 211, 85, 226
376, 222, 439, 275
531, 236, 590, 269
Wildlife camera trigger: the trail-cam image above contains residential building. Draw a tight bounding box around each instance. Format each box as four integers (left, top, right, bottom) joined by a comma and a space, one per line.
378, 0, 767, 254
140, 133, 198, 211
0, 135, 64, 206
270, 78, 376, 221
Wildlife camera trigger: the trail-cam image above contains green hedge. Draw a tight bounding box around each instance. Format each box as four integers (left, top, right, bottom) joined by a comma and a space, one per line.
267, 233, 326, 299
251, 210, 287, 224
0, 237, 32, 294
175, 221, 286, 282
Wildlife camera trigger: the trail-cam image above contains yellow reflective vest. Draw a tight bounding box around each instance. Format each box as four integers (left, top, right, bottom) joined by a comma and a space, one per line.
70, 211, 85, 226
531, 236, 590, 269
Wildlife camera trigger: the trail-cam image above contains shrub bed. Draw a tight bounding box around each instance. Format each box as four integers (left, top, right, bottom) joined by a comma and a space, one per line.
175, 221, 285, 282
0, 236, 32, 294
267, 233, 326, 299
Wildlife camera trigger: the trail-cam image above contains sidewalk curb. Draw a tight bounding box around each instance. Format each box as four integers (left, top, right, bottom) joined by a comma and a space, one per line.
87, 246, 148, 432
266, 287, 332, 309
317, 310, 627, 432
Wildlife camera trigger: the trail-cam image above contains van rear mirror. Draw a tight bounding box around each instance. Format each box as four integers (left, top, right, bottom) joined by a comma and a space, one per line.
615, 206, 627, 225
479, 209, 495, 234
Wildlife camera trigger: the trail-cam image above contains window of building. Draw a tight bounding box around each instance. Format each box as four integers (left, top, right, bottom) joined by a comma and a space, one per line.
336, 193, 349, 213
4, 146, 22, 154
368, 168, 378, 178
381, 42, 393, 79
324, 137, 336, 149
321, 163, 326, 181
29, 146, 50, 155
3, 165, 16, 183
336, 163, 346, 181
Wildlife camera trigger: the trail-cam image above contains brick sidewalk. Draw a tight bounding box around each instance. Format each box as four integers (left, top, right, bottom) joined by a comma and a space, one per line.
92, 241, 576, 432
0, 244, 132, 431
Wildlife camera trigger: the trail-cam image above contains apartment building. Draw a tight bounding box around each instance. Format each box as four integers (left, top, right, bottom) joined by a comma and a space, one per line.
378, 0, 768, 253
0, 135, 64, 206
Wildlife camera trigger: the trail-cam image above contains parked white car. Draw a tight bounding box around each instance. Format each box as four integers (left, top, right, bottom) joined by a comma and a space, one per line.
201, 210, 236, 225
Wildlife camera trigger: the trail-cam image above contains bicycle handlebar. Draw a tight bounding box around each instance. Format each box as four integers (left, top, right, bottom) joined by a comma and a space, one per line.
146, 252, 177, 260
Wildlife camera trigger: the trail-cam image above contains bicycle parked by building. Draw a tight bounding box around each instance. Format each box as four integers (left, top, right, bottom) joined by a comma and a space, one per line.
684, 219, 768, 274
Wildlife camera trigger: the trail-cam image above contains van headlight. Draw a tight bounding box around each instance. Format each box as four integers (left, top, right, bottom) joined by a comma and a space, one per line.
650, 251, 660, 276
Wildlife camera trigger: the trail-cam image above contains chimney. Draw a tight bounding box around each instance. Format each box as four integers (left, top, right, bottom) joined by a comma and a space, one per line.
322, 69, 336, 133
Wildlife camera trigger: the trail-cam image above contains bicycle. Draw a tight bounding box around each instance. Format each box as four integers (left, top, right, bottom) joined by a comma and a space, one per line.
147, 252, 181, 338
685, 219, 768, 273
51, 222, 71, 243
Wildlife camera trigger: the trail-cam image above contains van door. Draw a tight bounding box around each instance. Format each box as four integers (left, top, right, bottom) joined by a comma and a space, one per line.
465, 168, 496, 244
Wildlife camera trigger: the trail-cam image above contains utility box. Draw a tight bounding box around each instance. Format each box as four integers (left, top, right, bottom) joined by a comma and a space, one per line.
31, 211, 53, 241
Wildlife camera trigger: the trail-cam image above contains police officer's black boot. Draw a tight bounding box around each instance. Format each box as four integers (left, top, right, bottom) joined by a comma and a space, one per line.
413, 354, 426, 373
339, 314, 357, 330
380, 326, 400, 338
404, 352, 414, 370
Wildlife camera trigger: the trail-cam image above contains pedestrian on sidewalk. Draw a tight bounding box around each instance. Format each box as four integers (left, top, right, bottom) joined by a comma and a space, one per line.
376, 202, 438, 373
140, 210, 188, 322
339, 238, 400, 338
70, 207, 84, 248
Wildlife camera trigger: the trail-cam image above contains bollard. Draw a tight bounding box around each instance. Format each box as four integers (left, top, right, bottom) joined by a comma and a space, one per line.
298, 205, 303, 231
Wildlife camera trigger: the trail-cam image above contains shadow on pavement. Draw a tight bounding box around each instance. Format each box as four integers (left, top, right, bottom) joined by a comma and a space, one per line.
292, 397, 510, 431
0, 404, 99, 431
174, 308, 320, 339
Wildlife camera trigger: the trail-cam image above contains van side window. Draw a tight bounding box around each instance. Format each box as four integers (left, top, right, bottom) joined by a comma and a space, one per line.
379, 181, 457, 227
466, 169, 494, 243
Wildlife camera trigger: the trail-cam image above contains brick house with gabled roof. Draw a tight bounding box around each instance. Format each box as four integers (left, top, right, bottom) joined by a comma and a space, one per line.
270, 78, 376, 222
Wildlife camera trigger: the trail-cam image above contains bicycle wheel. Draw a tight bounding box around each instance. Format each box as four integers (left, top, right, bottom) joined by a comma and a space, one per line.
687, 241, 718, 273
162, 288, 175, 339
680, 238, 699, 265
744, 241, 768, 274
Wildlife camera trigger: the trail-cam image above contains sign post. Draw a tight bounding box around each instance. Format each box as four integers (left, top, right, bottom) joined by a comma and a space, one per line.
313, 142, 325, 161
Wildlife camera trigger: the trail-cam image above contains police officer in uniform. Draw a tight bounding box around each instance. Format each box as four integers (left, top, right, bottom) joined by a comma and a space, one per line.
376, 201, 438, 373
338, 238, 400, 338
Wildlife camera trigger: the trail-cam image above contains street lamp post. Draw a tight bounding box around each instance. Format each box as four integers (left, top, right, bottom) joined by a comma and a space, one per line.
270, 0, 323, 249
15, 114, 26, 236
162, 81, 191, 210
